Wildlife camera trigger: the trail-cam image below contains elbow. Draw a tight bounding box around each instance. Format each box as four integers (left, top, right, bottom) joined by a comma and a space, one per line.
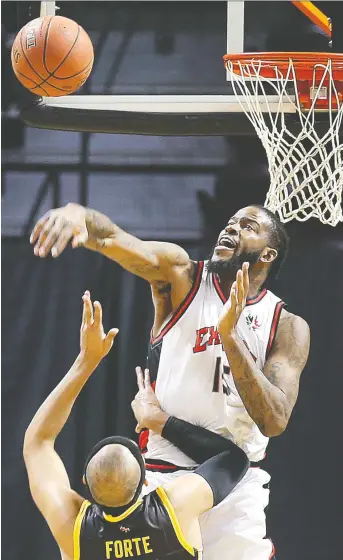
23, 427, 42, 460
259, 417, 288, 438
23, 428, 34, 460
23, 425, 53, 458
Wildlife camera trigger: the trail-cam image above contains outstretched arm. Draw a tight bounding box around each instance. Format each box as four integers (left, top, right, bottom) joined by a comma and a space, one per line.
23, 293, 118, 558
30, 204, 192, 286
218, 265, 310, 437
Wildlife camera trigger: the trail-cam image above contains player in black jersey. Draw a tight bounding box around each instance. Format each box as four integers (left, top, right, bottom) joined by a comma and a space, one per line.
24, 291, 249, 560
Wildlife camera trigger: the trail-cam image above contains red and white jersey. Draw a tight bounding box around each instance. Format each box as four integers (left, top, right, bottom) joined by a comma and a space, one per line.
146, 261, 285, 465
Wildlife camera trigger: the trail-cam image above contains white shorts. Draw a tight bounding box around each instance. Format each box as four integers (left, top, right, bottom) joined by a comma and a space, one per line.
143, 466, 275, 560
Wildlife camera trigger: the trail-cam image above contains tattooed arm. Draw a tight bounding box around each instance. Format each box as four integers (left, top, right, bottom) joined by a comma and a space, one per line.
220, 309, 310, 437
30, 204, 193, 286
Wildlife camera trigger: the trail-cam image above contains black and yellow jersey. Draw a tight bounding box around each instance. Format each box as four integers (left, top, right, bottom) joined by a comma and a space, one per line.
74, 487, 201, 560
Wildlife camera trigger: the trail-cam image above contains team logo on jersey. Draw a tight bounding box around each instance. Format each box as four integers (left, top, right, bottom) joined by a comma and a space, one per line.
245, 313, 261, 331
120, 526, 130, 533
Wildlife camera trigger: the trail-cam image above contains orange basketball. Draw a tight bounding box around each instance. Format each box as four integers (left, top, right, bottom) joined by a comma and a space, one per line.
11, 16, 94, 97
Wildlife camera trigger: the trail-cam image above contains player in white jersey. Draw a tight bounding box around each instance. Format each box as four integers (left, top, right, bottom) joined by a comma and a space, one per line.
30, 203, 310, 560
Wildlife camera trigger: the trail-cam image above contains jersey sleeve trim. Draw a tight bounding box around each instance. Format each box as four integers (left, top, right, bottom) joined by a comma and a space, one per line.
156, 487, 196, 557
150, 261, 204, 346
73, 500, 91, 560
102, 499, 143, 522
265, 300, 285, 359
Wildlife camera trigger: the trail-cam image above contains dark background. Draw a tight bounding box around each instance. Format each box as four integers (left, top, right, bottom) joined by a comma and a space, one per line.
2, 2, 343, 560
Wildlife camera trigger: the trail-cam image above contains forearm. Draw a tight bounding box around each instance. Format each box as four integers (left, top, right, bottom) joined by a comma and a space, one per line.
195, 447, 249, 505
143, 410, 243, 465
162, 417, 245, 465
84, 208, 163, 278
221, 332, 288, 436
24, 354, 98, 446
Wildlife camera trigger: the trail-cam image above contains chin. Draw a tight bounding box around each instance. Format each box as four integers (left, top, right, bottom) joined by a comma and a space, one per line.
211, 255, 232, 267
207, 256, 234, 276
211, 246, 236, 264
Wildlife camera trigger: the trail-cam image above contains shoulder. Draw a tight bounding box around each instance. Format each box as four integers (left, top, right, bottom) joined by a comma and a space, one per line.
273, 308, 310, 355
278, 309, 310, 338
150, 259, 198, 299
160, 473, 213, 518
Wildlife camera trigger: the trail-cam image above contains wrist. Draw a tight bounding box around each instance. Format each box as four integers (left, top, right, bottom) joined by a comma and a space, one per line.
85, 208, 117, 239
146, 409, 169, 435
219, 327, 238, 343
76, 352, 101, 372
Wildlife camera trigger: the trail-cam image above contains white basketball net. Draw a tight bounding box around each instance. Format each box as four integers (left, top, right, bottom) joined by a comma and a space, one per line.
226, 58, 343, 226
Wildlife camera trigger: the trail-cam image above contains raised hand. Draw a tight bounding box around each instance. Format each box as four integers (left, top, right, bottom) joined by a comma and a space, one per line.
218, 262, 250, 336
80, 291, 118, 364
131, 367, 166, 434
30, 203, 88, 258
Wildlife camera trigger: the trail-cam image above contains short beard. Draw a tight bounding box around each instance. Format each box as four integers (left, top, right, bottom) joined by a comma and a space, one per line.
206, 249, 261, 280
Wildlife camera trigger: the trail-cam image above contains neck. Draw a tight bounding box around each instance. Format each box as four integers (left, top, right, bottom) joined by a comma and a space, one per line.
217, 269, 267, 299
100, 499, 140, 518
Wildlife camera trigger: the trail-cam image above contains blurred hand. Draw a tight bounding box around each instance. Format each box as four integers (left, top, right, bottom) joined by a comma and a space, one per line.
80, 291, 118, 364
218, 262, 250, 336
30, 203, 88, 258
131, 368, 167, 434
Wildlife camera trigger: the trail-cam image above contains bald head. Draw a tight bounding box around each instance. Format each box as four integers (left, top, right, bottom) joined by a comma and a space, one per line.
86, 444, 142, 507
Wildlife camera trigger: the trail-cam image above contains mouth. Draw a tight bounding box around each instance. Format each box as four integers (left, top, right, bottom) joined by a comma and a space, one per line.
215, 236, 237, 251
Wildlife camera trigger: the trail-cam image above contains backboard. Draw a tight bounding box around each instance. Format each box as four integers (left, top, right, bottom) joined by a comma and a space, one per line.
19, 1, 341, 136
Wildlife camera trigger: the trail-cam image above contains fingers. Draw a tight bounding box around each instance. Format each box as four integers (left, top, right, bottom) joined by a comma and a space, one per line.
50, 225, 76, 258
236, 269, 244, 303
38, 217, 70, 258
236, 262, 249, 304
230, 281, 238, 307
32, 214, 88, 258
135, 366, 144, 390
93, 301, 103, 327
104, 328, 119, 351
34, 214, 58, 256
144, 368, 151, 388
242, 261, 250, 295
82, 291, 93, 326
30, 212, 50, 245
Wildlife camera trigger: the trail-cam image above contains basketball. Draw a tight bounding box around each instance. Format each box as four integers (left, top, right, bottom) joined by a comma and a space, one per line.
11, 16, 94, 97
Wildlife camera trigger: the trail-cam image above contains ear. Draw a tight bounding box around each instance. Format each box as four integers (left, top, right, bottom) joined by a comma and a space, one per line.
143, 479, 149, 487
260, 247, 278, 264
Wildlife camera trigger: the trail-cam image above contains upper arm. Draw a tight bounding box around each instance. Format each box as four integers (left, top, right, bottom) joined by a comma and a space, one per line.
91, 230, 192, 284
264, 310, 310, 410
162, 474, 214, 551
24, 441, 83, 558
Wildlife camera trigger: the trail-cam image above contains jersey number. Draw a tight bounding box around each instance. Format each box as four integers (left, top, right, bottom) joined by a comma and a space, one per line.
212, 357, 231, 395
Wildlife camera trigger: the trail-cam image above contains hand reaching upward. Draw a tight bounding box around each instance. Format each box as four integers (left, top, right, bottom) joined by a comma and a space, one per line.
80, 291, 118, 364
